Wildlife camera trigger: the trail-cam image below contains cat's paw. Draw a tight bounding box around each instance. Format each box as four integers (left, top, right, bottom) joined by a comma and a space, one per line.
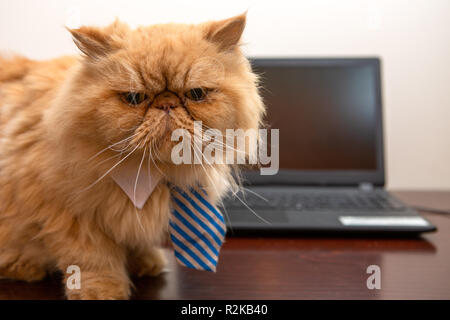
65, 271, 130, 300
0, 252, 47, 282
130, 248, 167, 277
66, 287, 129, 300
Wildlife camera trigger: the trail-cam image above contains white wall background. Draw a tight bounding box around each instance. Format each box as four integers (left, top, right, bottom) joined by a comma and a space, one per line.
0, 0, 449, 190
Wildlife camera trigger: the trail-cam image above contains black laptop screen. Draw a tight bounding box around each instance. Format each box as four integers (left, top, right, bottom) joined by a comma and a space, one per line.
253, 62, 378, 171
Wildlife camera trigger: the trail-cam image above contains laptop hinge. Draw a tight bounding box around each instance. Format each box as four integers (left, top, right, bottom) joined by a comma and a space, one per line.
359, 183, 374, 191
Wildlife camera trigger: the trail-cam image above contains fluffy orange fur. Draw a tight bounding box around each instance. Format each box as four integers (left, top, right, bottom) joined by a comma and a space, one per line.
0, 14, 264, 299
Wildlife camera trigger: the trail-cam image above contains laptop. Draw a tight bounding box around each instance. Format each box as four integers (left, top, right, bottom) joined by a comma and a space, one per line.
222, 58, 436, 235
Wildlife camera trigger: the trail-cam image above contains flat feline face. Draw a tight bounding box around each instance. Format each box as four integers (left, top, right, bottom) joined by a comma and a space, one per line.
67, 14, 264, 163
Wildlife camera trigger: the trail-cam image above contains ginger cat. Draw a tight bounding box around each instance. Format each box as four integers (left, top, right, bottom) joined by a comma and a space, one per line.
0, 13, 264, 299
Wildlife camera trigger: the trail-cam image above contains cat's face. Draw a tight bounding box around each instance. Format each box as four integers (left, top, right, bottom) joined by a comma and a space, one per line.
64, 14, 264, 164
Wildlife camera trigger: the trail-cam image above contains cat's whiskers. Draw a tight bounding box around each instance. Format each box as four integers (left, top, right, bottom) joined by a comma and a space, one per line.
192, 130, 248, 158
123, 76, 152, 240
94, 153, 122, 167
87, 132, 139, 162
133, 146, 147, 233
242, 187, 269, 203
190, 141, 235, 231
199, 124, 250, 155
116, 122, 141, 133
191, 133, 270, 226
146, 132, 166, 179
78, 143, 140, 194
192, 129, 244, 178
108, 142, 134, 153
226, 188, 271, 225
147, 143, 155, 190
133, 146, 147, 207
198, 124, 264, 197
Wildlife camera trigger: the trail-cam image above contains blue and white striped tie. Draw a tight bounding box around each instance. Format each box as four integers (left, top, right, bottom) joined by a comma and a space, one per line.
170, 186, 226, 272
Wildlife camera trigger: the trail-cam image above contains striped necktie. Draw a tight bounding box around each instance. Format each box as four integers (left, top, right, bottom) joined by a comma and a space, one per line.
169, 186, 226, 272
109, 154, 226, 272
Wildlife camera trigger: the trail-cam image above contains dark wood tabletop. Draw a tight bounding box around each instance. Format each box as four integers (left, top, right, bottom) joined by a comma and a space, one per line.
0, 191, 449, 300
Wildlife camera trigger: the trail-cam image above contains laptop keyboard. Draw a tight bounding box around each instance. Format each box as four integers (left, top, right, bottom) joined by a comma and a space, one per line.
222, 190, 406, 212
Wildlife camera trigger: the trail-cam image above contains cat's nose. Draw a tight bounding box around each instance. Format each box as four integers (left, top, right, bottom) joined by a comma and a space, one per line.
151, 91, 181, 113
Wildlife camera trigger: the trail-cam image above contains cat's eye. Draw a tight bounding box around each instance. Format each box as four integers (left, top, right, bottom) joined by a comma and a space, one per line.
121, 92, 148, 106
185, 88, 207, 101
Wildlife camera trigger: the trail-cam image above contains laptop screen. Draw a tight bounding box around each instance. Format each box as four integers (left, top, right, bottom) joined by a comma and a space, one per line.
247, 58, 384, 185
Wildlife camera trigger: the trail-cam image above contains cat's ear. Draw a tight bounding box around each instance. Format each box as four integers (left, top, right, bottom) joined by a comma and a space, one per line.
68, 20, 128, 59
204, 12, 247, 51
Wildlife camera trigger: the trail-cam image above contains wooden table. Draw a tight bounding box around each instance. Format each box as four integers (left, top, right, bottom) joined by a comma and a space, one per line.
0, 191, 449, 299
